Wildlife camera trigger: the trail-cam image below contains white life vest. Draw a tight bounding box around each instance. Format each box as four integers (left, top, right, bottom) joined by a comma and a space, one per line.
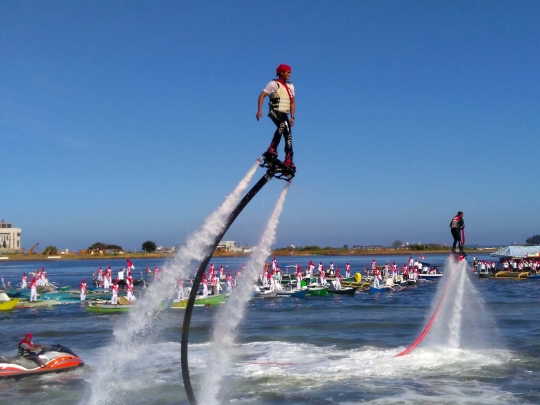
269, 80, 293, 113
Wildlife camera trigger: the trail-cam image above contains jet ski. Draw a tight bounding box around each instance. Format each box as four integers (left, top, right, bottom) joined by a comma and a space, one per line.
0, 344, 84, 378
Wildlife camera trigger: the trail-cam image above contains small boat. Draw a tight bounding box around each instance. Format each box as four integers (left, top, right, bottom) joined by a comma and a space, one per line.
494, 271, 528, 279
171, 293, 228, 308
0, 293, 20, 311
478, 270, 492, 279
369, 285, 393, 294
85, 300, 133, 313
306, 285, 328, 296
0, 344, 84, 379
276, 289, 308, 298
327, 287, 356, 296
253, 290, 278, 298
16, 299, 59, 308
418, 272, 443, 280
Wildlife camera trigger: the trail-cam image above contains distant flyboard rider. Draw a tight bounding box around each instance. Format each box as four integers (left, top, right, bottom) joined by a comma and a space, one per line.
450, 211, 465, 254
256, 64, 296, 168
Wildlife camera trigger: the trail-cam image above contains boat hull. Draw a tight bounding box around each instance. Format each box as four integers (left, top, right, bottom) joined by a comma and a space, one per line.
85, 302, 133, 313
0, 299, 20, 311
16, 299, 59, 308
276, 289, 308, 298
494, 271, 528, 279
369, 286, 392, 294
306, 286, 328, 296
171, 294, 227, 308
327, 287, 356, 296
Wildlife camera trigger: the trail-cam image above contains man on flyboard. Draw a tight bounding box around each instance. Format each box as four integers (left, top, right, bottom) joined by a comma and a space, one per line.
256, 64, 296, 168
450, 211, 466, 257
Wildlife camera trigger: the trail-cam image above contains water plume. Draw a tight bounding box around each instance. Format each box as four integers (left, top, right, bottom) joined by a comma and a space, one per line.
418, 257, 503, 351
199, 183, 290, 405
86, 161, 259, 405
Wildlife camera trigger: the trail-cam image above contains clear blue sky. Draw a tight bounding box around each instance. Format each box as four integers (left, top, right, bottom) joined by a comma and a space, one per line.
2, 1, 539, 251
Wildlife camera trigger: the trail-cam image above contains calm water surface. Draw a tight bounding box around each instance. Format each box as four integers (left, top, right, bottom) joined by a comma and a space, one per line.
0, 254, 538, 405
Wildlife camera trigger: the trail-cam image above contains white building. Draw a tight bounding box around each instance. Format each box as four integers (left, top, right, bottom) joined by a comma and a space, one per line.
0, 220, 22, 253
218, 240, 246, 253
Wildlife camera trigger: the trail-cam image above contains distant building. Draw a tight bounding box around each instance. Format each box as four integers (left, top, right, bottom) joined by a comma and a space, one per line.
217, 240, 246, 253
0, 220, 22, 253
352, 245, 384, 250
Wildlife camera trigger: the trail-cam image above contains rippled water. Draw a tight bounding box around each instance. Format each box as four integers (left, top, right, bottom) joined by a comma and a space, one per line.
1, 254, 539, 404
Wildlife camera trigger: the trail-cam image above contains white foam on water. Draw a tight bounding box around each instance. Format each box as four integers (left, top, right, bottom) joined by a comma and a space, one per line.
199, 183, 290, 405
186, 340, 520, 404
86, 161, 259, 405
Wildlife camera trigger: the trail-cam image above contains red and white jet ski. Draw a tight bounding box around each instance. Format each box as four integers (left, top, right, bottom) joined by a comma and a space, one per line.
0, 344, 84, 378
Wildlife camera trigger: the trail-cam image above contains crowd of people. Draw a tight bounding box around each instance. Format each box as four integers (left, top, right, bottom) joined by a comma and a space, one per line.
472, 257, 540, 274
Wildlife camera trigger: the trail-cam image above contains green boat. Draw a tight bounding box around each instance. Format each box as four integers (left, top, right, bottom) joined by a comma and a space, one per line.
85, 301, 132, 313
171, 293, 228, 308
306, 286, 328, 296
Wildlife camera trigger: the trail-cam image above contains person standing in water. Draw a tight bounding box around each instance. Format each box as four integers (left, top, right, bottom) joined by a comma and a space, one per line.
450, 211, 465, 253
257, 64, 296, 168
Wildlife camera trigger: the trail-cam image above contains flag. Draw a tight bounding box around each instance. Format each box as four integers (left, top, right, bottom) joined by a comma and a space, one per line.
127, 259, 135, 270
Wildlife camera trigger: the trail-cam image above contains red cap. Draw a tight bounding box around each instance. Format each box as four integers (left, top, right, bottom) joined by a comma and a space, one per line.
25, 333, 32, 340
276, 64, 292, 74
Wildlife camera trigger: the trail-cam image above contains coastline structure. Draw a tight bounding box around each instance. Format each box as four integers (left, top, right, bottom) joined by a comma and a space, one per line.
0, 220, 22, 254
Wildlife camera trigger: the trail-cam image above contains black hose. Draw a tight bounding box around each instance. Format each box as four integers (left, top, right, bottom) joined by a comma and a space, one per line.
181, 171, 274, 405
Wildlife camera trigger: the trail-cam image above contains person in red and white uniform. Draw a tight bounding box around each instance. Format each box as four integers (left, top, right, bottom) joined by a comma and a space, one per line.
154, 267, 161, 281
202, 273, 209, 297
226, 271, 233, 293
41, 268, 47, 286
268, 270, 276, 292
257, 64, 296, 168
262, 267, 268, 287
391, 261, 398, 280
111, 279, 119, 305
371, 259, 377, 275
126, 279, 135, 302
318, 262, 323, 273
309, 260, 315, 274
296, 266, 303, 290
345, 263, 351, 278
97, 266, 103, 282
210, 272, 218, 295
177, 279, 185, 300
30, 277, 38, 302
21, 272, 28, 289
334, 269, 342, 290
103, 269, 111, 292
80, 279, 87, 301
219, 265, 225, 281
272, 257, 278, 271
319, 267, 326, 286
234, 270, 240, 287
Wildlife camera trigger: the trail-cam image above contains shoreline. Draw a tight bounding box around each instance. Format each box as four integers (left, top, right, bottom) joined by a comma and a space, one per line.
0, 249, 497, 262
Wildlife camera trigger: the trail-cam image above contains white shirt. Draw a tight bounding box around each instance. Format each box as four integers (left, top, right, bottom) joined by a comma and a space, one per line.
263, 81, 296, 97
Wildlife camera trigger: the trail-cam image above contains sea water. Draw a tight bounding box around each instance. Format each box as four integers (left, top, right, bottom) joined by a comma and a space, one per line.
0, 254, 538, 405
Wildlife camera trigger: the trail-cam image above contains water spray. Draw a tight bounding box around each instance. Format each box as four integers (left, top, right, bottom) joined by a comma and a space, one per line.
181, 158, 294, 405
88, 162, 260, 405
200, 183, 290, 405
